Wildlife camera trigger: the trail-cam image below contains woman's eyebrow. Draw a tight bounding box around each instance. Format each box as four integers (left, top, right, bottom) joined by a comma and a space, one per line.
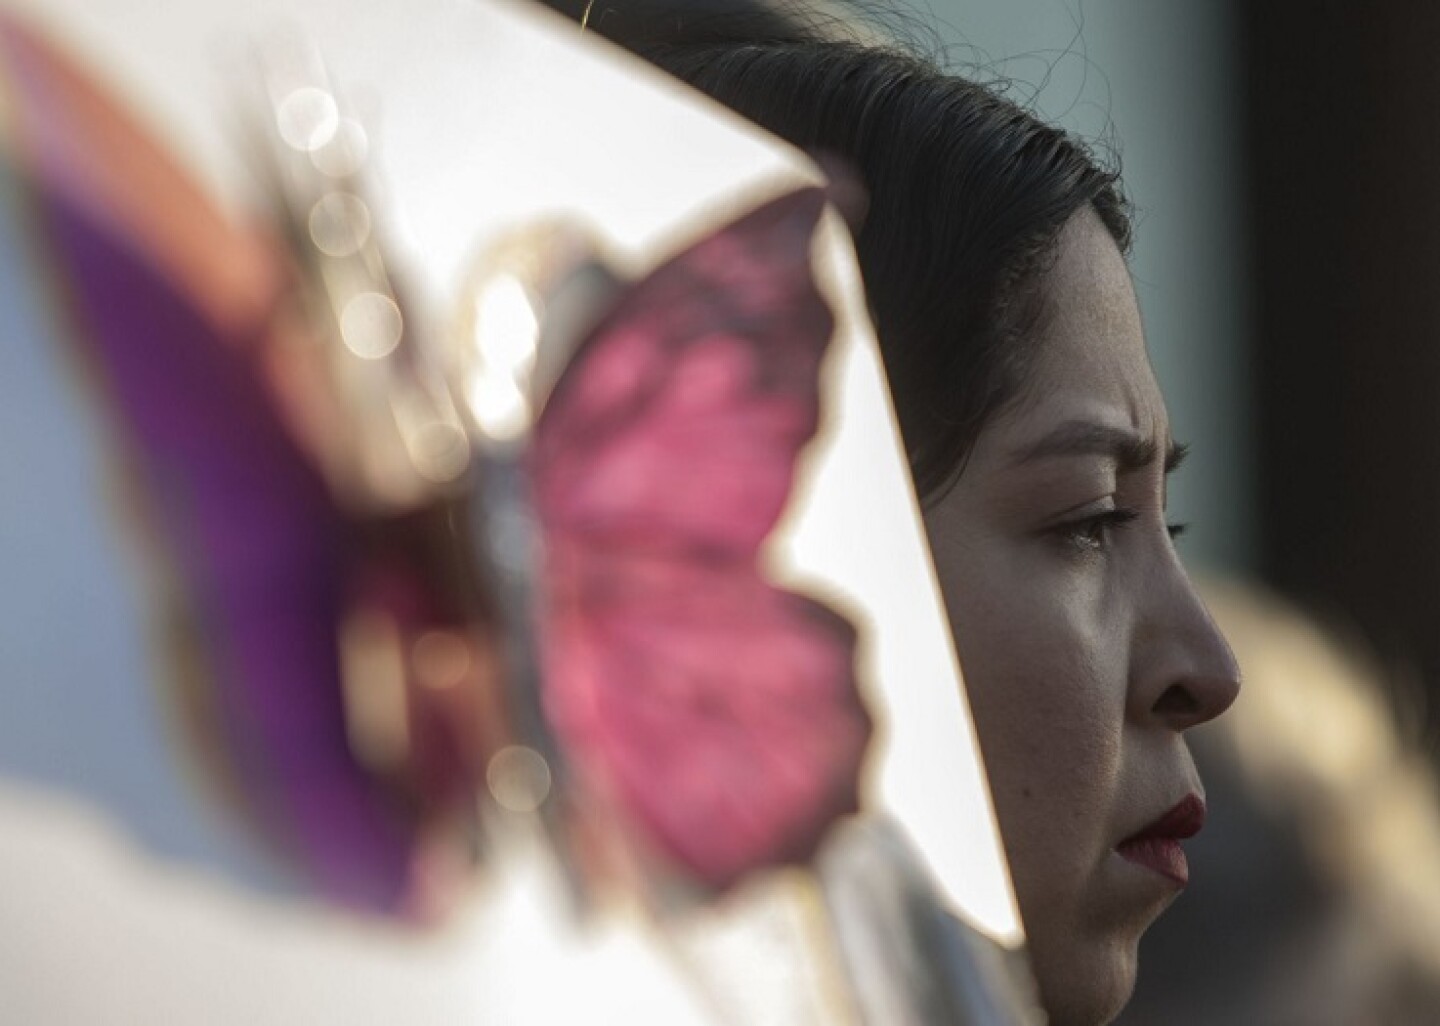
1165, 441, 1190, 474
1011, 421, 1187, 473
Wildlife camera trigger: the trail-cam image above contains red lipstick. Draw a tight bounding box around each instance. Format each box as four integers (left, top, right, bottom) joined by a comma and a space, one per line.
1116, 794, 1205, 886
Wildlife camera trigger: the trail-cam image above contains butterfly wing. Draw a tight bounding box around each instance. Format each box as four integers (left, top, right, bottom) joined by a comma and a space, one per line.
0, 16, 483, 914
531, 187, 871, 889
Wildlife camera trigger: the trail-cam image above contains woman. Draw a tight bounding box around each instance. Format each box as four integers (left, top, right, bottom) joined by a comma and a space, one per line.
554, 3, 1244, 1023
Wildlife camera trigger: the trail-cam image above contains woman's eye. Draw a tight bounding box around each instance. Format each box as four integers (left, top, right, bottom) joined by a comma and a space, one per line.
1058, 508, 1140, 552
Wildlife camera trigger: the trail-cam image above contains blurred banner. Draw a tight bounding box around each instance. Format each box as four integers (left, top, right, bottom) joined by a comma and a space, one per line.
0, 0, 1036, 1022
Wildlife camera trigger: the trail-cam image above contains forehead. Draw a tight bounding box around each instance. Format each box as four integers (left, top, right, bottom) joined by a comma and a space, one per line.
997, 207, 1165, 453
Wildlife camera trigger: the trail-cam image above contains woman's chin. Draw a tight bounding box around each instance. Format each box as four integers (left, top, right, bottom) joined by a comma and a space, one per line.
1028, 923, 1143, 1026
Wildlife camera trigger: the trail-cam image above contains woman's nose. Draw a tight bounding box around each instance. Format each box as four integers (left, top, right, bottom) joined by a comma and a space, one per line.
1132, 561, 1242, 732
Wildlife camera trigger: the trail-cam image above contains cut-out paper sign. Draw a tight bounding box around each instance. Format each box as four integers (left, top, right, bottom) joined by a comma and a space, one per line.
0, 0, 1025, 1021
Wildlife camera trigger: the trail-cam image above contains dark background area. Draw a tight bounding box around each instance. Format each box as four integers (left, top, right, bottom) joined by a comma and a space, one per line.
1245, 1, 1440, 749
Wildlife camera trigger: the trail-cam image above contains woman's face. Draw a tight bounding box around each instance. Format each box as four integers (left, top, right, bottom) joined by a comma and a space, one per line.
924, 208, 1240, 1026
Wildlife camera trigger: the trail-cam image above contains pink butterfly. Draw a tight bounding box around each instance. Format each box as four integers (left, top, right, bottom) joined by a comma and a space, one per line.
0, 12, 871, 913
531, 190, 870, 889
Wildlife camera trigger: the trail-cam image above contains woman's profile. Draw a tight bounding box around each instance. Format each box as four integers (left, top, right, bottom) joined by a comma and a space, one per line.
552, 3, 1243, 1022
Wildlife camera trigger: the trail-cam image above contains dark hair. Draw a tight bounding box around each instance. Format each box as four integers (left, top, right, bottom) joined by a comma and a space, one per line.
547, 1, 1131, 500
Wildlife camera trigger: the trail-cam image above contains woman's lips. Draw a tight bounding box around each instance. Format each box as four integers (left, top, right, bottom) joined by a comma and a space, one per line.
1115, 794, 1206, 886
